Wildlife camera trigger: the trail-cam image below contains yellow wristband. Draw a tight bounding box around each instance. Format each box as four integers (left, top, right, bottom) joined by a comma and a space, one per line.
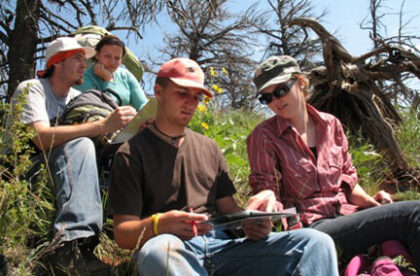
151, 213, 161, 236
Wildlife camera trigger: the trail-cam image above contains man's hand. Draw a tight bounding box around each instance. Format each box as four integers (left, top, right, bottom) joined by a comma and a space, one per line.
246, 190, 278, 212
94, 62, 113, 82
104, 106, 136, 133
242, 218, 272, 240
157, 210, 212, 240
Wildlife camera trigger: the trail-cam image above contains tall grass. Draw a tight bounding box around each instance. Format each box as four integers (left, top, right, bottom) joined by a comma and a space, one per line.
0, 88, 56, 275
395, 111, 420, 167
343, 110, 419, 197
189, 104, 264, 207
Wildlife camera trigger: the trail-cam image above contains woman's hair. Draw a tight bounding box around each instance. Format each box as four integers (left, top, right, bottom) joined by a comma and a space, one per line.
292, 73, 310, 97
94, 35, 126, 57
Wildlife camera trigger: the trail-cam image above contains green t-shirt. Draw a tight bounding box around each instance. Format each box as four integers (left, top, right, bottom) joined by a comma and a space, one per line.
74, 65, 147, 110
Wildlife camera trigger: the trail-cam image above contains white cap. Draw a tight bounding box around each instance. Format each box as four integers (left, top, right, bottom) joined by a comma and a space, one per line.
45, 37, 95, 63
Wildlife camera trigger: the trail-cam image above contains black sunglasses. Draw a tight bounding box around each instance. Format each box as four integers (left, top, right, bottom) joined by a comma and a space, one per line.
258, 79, 297, 105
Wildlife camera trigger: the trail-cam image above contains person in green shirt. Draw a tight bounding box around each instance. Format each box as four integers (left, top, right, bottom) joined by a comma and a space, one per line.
75, 35, 148, 110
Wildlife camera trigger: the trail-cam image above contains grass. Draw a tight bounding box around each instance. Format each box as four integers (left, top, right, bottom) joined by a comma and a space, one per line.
0, 89, 56, 275
1, 98, 419, 274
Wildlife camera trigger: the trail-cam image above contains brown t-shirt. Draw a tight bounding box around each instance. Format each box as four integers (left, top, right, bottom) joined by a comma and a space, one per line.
109, 128, 236, 218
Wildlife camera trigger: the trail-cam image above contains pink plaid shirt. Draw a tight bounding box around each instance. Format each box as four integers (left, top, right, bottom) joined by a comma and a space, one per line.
247, 104, 359, 226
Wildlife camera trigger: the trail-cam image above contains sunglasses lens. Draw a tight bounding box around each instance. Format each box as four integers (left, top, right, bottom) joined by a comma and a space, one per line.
259, 94, 272, 105
258, 79, 296, 105
273, 86, 289, 98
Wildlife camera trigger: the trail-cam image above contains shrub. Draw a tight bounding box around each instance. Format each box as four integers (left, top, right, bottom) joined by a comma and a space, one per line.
0, 85, 55, 275
189, 103, 264, 206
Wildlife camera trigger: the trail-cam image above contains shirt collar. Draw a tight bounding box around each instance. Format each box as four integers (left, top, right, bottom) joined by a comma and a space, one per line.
274, 103, 329, 136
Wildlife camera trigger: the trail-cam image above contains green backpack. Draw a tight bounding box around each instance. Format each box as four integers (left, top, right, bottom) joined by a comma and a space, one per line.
59, 88, 121, 126
59, 88, 123, 187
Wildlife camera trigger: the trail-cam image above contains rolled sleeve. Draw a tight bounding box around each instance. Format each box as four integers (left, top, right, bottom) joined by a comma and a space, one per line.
247, 128, 281, 197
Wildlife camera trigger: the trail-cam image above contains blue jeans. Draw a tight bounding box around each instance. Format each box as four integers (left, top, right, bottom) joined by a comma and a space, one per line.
310, 200, 420, 271
32, 137, 102, 242
136, 228, 338, 276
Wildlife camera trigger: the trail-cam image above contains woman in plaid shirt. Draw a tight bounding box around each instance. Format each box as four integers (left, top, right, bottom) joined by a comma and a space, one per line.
246, 55, 420, 271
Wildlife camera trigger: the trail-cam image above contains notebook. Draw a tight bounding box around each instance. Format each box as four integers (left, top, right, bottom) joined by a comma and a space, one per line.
205, 207, 297, 230
106, 97, 158, 144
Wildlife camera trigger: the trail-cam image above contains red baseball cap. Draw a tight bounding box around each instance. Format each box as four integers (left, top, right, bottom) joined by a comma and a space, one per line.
157, 58, 212, 98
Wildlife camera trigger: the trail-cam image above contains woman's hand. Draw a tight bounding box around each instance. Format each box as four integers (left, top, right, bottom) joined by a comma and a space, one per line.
242, 218, 273, 240
246, 189, 279, 212
94, 62, 113, 82
347, 184, 381, 208
373, 190, 393, 204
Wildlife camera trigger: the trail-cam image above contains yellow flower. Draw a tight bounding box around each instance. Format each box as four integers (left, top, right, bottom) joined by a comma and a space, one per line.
210, 67, 217, 76
222, 68, 228, 75
201, 122, 209, 129
217, 87, 223, 94
197, 104, 207, 113
202, 96, 211, 104
211, 84, 219, 91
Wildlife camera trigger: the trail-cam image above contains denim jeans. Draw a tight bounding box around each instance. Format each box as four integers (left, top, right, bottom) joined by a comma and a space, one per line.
310, 200, 420, 271
32, 137, 103, 242
136, 228, 338, 276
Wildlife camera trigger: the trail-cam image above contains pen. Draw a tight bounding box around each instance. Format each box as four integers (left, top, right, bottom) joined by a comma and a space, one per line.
189, 207, 198, 237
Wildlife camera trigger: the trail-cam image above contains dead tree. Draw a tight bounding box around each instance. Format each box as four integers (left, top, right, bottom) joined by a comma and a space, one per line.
159, 0, 260, 110
255, 0, 327, 70
288, 17, 420, 178
0, 0, 165, 102
360, 0, 420, 112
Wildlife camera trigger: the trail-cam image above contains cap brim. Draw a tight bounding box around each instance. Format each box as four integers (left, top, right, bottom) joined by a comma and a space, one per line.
257, 73, 292, 94
170, 77, 213, 98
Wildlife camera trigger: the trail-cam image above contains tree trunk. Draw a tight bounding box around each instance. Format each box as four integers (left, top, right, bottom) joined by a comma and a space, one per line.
6, 0, 40, 101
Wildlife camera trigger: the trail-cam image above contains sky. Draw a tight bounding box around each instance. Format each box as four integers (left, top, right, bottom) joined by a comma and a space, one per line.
119, 0, 419, 94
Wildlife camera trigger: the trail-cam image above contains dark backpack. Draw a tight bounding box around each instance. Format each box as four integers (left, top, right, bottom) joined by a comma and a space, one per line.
59, 88, 123, 188
60, 88, 122, 125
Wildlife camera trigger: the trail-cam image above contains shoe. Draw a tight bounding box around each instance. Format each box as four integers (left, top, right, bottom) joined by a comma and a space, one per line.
0, 253, 9, 276
45, 238, 112, 276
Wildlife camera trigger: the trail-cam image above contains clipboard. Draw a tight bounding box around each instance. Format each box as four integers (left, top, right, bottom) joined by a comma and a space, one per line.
105, 98, 158, 144
205, 207, 297, 230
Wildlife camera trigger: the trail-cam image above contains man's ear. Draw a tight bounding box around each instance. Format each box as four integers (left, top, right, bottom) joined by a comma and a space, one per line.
154, 84, 162, 100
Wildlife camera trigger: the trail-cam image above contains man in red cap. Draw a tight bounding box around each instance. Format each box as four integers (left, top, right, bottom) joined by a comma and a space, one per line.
108, 57, 339, 276
7, 36, 137, 275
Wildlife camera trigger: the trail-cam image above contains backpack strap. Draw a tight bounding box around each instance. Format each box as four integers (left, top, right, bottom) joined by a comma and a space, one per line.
103, 88, 122, 107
